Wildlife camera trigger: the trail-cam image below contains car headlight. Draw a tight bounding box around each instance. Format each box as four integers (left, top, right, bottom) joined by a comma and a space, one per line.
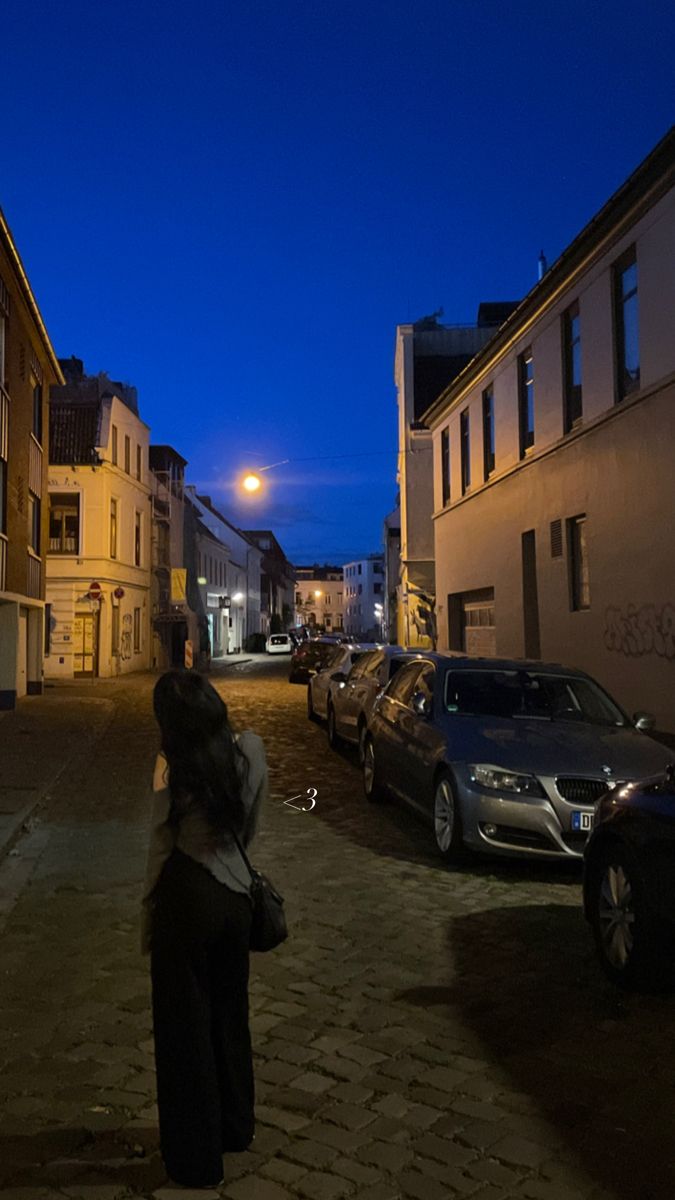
469, 764, 545, 797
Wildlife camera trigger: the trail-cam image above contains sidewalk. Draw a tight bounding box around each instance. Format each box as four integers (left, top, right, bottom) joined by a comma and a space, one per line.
0, 688, 115, 862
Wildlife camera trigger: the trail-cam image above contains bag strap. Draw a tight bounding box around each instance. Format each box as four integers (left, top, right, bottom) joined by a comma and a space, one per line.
228, 824, 255, 878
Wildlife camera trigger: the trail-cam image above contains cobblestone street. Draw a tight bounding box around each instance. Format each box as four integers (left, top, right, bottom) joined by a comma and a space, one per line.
1, 658, 675, 1200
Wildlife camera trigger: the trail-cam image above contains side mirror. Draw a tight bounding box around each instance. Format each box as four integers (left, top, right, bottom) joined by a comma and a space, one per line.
634, 710, 655, 732
411, 690, 430, 718
331, 671, 347, 684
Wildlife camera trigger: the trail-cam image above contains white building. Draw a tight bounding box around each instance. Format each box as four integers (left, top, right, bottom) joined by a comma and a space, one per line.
294, 566, 343, 632
185, 489, 262, 656
46, 361, 151, 678
424, 129, 675, 731
342, 555, 385, 640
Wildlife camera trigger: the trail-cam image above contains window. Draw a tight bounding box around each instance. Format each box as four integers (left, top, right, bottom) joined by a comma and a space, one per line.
518, 350, 535, 456
28, 493, 40, 554
358, 564, 362, 575
136, 443, 142, 481
460, 408, 471, 494
441, 426, 451, 505
0, 312, 5, 388
563, 302, 582, 431
49, 493, 80, 553
124, 435, 131, 474
133, 607, 141, 653
568, 515, 590, 610
110, 498, 118, 559
32, 379, 43, 445
111, 425, 118, 465
374, 582, 382, 594
387, 661, 426, 705
614, 246, 639, 400
134, 511, 142, 567
413, 664, 436, 711
482, 386, 495, 479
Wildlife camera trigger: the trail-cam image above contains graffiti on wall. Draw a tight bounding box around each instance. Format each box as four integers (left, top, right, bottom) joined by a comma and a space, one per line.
120, 613, 133, 661
604, 604, 675, 660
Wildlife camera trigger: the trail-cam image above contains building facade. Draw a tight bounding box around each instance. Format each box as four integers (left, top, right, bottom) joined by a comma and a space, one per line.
185, 490, 263, 655
394, 308, 518, 648
149, 445, 200, 670
343, 555, 385, 640
424, 129, 675, 730
383, 501, 401, 644
294, 565, 344, 632
244, 531, 295, 634
0, 210, 63, 708
46, 361, 152, 678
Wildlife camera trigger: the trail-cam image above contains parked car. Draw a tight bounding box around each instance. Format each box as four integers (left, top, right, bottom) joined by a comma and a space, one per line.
326, 646, 416, 759
307, 644, 380, 721
362, 653, 673, 863
266, 633, 293, 654
584, 764, 675, 990
289, 639, 342, 684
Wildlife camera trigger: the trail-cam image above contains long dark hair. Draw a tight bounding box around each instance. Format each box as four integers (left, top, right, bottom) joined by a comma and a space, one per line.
152, 670, 246, 837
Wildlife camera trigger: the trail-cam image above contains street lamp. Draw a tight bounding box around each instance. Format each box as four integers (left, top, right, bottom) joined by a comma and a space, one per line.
240, 459, 290, 494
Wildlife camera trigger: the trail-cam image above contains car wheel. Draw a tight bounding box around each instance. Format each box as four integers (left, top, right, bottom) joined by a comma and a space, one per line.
433, 772, 464, 863
363, 736, 386, 803
588, 842, 674, 992
357, 721, 367, 766
327, 703, 340, 748
307, 686, 319, 723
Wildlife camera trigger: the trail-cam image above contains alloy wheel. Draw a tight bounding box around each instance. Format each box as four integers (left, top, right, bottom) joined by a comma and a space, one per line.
363, 740, 375, 795
598, 863, 636, 969
434, 777, 455, 853
358, 724, 367, 766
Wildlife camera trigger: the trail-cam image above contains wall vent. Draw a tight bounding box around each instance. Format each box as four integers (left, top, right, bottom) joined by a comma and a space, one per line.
550, 519, 563, 558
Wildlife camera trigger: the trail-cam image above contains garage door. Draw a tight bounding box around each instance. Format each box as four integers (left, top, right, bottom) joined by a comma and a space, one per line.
462, 594, 496, 657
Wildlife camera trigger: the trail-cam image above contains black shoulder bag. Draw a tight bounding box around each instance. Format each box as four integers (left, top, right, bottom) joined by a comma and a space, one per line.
230, 829, 288, 953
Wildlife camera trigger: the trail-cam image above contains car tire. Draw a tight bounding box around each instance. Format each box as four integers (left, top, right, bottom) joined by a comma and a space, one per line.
307, 685, 319, 723
587, 841, 674, 992
357, 721, 368, 766
363, 736, 387, 803
327, 703, 340, 748
433, 772, 464, 863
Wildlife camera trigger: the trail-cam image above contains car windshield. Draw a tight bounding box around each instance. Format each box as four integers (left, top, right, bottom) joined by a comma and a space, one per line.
444, 669, 627, 726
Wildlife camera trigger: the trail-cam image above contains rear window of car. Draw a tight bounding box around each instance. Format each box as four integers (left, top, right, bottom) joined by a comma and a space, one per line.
270, 636, 288, 644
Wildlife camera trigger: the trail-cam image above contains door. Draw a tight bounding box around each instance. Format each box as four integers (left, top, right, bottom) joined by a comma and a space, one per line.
396, 663, 445, 813
374, 661, 426, 794
522, 530, 541, 658
462, 592, 496, 656
17, 609, 28, 698
73, 612, 96, 676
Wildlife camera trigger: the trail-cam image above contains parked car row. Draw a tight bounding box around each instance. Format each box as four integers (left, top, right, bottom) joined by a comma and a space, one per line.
302, 645, 675, 991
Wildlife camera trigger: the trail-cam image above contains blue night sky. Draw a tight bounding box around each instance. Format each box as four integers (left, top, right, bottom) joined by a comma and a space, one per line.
3, 0, 673, 564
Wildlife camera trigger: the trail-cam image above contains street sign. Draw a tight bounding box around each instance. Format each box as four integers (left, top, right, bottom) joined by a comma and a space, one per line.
88, 581, 102, 600
113, 586, 125, 599
184, 639, 194, 669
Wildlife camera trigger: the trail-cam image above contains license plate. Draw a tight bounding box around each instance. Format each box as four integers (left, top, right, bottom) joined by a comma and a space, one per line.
571, 811, 593, 832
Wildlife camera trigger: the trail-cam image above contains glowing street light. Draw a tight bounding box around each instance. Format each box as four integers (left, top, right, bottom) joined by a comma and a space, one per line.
314, 590, 322, 598
240, 459, 290, 494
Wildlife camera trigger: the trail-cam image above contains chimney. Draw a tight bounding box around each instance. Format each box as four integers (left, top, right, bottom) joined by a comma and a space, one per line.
538, 251, 548, 281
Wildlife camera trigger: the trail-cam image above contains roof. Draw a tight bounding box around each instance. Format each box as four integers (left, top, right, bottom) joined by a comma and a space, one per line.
412, 354, 475, 422
193, 493, 258, 547
149, 444, 188, 470
0, 207, 64, 383
423, 126, 675, 428
50, 402, 101, 465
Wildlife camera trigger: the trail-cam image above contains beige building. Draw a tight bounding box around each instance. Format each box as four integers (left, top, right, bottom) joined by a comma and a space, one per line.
46, 360, 152, 678
294, 566, 344, 632
0, 208, 63, 708
424, 128, 675, 730
394, 308, 517, 648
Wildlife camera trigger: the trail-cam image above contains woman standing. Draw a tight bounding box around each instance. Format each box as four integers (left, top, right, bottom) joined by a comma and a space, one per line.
142, 670, 268, 1188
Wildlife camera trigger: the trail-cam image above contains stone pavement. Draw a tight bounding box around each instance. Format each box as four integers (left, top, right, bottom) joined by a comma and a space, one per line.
0, 660, 674, 1200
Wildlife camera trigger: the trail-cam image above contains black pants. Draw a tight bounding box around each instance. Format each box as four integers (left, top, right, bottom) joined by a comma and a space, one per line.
150, 849, 254, 1186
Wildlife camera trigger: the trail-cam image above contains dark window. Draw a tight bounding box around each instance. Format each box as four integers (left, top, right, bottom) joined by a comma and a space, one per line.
441, 426, 451, 504
124, 435, 131, 474
134, 512, 141, 567
550, 519, 563, 558
28, 492, 40, 554
111, 604, 120, 657
412, 664, 436, 711
374, 582, 382, 594
482, 386, 495, 479
386, 661, 425, 704
110, 498, 118, 559
563, 302, 582, 431
49, 492, 80, 553
32, 380, 43, 444
518, 350, 535, 456
136, 443, 142, 481
614, 247, 639, 400
460, 409, 470, 494
358, 564, 362, 575
111, 425, 118, 465
568, 515, 590, 610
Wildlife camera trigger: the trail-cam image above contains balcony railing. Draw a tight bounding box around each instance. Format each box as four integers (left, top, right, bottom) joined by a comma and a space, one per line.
0, 535, 6, 592
27, 552, 42, 599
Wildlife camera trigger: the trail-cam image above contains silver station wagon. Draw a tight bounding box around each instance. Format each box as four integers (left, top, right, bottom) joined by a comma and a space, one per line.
363, 654, 672, 862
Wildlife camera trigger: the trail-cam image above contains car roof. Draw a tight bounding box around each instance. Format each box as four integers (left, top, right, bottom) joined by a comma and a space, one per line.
395, 651, 589, 678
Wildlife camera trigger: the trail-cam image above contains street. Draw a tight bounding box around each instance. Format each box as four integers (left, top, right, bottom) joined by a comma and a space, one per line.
1, 658, 674, 1200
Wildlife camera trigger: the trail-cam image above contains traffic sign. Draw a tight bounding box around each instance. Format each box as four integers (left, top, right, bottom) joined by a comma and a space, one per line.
113, 586, 125, 599
88, 581, 102, 600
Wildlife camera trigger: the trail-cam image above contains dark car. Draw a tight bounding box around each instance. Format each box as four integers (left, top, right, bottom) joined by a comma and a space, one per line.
326, 646, 417, 759
363, 653, 672, 863
288, 639, 342, 684
583, 764, 675, 990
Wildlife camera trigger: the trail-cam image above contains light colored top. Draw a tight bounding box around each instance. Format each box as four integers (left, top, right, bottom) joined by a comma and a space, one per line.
141, 730, 268, 954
